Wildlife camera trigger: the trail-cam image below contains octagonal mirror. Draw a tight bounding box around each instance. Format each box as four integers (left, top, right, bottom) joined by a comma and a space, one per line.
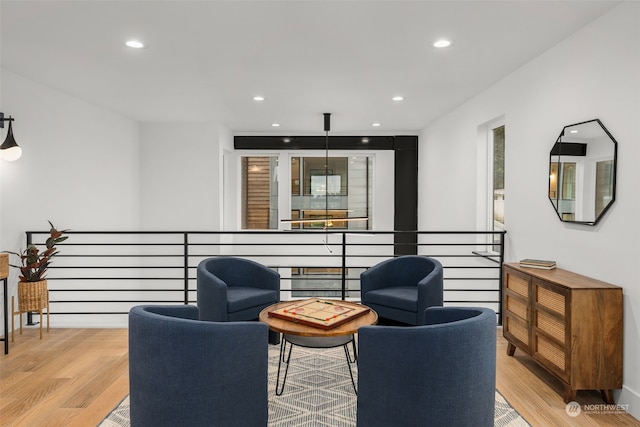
549, 119, 617, 225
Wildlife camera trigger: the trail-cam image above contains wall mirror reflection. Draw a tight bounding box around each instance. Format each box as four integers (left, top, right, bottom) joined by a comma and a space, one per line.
548, 119, 617, 225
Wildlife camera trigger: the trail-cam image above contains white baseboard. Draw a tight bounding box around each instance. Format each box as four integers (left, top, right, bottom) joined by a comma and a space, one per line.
618, 385, 640, 421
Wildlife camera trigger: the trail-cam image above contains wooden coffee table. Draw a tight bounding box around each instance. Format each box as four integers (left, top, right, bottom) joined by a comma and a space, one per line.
259, 299, 377, 395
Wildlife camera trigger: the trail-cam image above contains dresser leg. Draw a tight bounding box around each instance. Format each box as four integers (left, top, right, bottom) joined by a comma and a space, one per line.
563, 385, 577, 403
601, 389, 614, 404
507, 342, 516, 356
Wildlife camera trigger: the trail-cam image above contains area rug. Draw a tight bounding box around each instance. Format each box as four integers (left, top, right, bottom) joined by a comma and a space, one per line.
99, 345, 530, 426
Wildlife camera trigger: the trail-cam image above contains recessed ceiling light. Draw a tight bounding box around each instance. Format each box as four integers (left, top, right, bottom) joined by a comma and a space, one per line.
433, 39, 451, 48
283, 137, 291, 143
125, 40, 145, 49
392, 96, 404, 101
271, 123, 280, 127
372, 123, 381, 127
361, 137, 370, 143
253, 96, 265, 101
570, 130, 578, 134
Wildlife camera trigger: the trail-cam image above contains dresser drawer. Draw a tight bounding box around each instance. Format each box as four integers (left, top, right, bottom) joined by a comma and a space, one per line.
504, 313, 530, 351
534, 279, 566, 317
533, 332, 568, 382
535, 309, 565, 345
505, 271, 529, 298
505, 292, 528, 321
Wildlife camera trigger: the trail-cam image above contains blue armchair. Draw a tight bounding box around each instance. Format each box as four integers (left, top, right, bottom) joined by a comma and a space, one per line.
360, 255, 443, 325
356, 307, 497, 427
197, 257, 280, 343
128, 305, 268, 427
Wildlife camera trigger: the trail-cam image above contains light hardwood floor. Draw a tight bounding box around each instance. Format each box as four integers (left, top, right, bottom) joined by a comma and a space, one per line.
1, 326, 638, 427
0, 328, 128, 427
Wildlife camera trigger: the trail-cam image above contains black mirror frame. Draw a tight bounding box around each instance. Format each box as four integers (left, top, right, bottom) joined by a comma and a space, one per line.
548, 119, 618, 226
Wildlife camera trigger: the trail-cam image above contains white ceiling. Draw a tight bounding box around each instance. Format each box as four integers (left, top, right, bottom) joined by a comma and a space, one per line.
0, 1, 620, 133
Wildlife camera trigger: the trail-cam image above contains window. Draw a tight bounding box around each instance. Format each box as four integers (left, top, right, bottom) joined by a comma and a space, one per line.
241, 156, 279, 229
549, 160, 577, 221
486, 122, 505, 252
240, 154, 373, 231
561, 163, 576, 200
290, 155, 371, 230
595, 160, 614, 217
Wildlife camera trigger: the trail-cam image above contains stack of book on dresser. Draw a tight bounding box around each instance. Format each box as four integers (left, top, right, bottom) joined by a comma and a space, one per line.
519, 258, 556, 270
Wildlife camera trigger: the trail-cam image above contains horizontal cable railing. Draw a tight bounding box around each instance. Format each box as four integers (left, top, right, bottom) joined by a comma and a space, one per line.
23, 230, 506, 327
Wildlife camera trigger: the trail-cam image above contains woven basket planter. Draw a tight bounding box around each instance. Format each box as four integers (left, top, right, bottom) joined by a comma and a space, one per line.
18, 280, 48, 312
0, 252, 8, 279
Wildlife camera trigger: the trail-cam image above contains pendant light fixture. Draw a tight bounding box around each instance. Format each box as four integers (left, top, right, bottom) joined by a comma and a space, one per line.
0, 113, 22, 161
322, 113, 331, 229
281, 113, 369, 229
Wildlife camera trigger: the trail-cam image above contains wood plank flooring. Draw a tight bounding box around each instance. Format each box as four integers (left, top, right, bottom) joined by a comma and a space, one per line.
0, 326, 638, 426
495, 333, 638, 427
0, 328, 128, 427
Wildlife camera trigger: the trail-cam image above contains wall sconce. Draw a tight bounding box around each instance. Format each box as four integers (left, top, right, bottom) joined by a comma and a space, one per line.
0, 112, 22, 161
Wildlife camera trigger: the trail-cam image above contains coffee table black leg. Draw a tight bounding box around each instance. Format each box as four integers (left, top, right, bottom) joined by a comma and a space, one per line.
276, 338, 294, 396
343, 340, 358, 394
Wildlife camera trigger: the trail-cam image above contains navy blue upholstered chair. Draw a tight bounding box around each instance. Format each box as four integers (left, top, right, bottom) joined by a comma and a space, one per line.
360, 255, 443, 325
128, 305, 268, 427
197, 257, 280, 343
356, 307, 497, 427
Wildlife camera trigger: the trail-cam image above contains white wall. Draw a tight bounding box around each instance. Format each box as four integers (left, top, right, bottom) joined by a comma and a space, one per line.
0, 71, 141, 232
139, 122, 221, 230
0, 73, 227, 329
0, 69, 141, 329
218, 125, 233, 229
420, 2, 640, 416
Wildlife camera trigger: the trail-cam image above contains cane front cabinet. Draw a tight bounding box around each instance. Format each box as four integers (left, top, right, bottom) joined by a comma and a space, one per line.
502, 262, 622, 404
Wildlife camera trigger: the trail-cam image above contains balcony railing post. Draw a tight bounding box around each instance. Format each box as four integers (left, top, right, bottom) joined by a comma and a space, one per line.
183, 232, 189, 305
498, 231, 505, 326
341, 232, 347, 300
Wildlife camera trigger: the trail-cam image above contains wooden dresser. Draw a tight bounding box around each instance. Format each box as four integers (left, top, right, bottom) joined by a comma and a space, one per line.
502, 262, 623, 403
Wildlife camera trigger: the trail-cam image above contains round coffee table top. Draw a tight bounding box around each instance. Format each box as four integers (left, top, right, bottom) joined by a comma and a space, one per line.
259, 300, 377, 338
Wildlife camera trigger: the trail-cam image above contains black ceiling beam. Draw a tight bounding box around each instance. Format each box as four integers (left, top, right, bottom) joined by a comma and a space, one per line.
550, 142, 587, 156
234, 135, 396, 150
